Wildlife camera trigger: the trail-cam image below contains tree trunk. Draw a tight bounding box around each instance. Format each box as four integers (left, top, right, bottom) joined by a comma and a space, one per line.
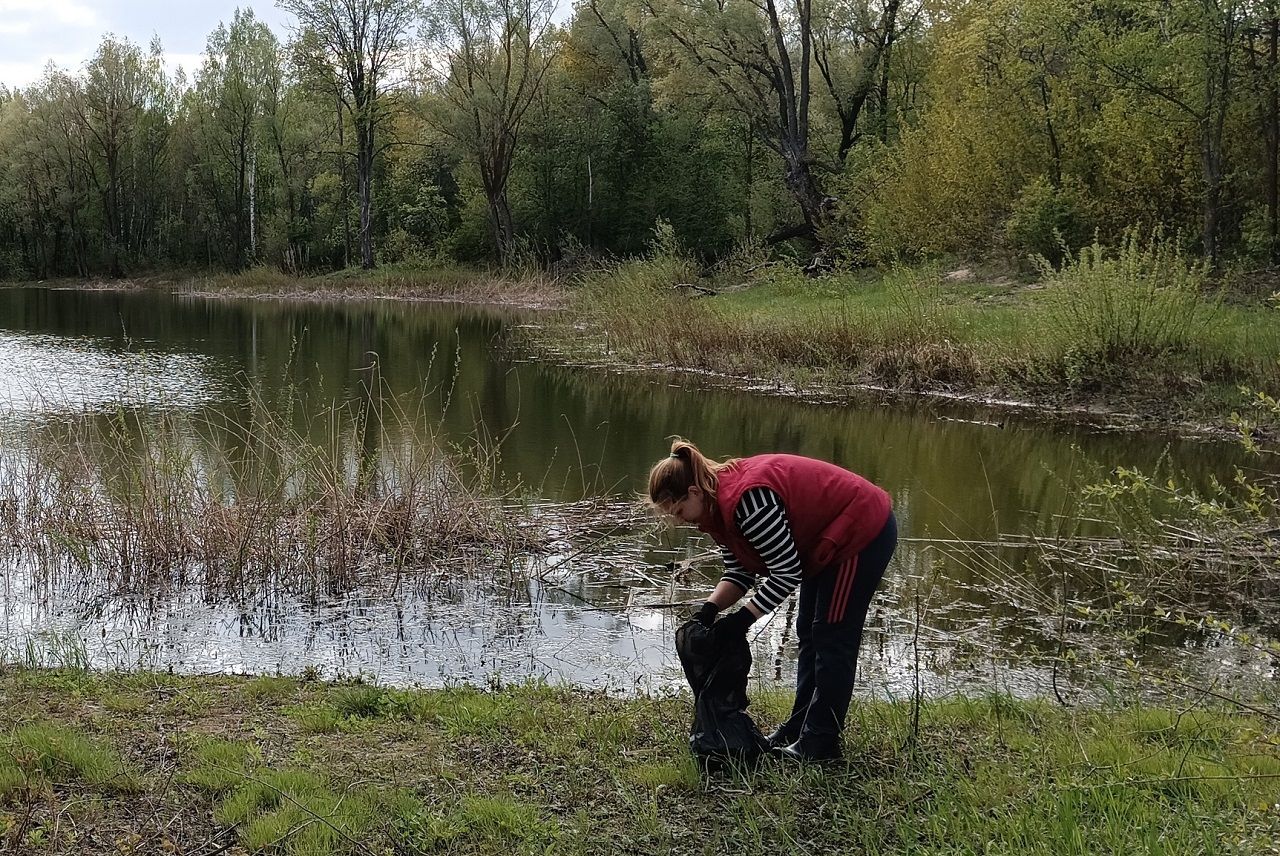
1268, 14, 1279, 262
337, 94, 351, 269
1202, 141, 1222, 264
271, 119, 301, 273
106, 149, 124, 277
878, 15, 895, 142
1202, 95, 1224, 265
1200, 7, 1234, 268
489, 191, 515, 263
235, 136, 247, 268
782, 149, 828, 239
249, 145, 257, 262
743, 120, 754, 239
358, 114, 375, 270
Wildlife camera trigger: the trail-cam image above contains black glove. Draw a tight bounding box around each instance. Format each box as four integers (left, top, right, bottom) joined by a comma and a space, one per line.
711, 607, 756, 642
694, 600, 720, 627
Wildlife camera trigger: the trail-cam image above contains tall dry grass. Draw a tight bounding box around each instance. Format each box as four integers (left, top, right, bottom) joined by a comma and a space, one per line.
574, 257, 987, 389
0, 379, 550, 602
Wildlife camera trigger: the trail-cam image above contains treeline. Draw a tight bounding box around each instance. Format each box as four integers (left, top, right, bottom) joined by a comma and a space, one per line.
0, 0, 1275, 279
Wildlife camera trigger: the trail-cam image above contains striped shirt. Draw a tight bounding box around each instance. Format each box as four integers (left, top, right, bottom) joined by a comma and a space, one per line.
718, 486, 803, 613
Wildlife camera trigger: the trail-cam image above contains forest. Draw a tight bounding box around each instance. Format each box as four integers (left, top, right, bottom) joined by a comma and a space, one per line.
0, 0, 1275, 279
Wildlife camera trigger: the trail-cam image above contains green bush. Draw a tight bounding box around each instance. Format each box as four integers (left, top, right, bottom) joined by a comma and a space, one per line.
1039, 228, 1218, 387
0, 245, 27, 280
1004, 177, 1093, 266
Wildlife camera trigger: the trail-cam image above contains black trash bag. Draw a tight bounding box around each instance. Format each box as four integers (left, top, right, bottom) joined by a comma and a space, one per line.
675, 618, 769, 771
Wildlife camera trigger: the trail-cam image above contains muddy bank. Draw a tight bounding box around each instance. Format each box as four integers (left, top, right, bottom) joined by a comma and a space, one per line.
5, 269, 568, 311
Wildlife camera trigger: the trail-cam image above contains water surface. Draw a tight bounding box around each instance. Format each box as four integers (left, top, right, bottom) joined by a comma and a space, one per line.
0, 285, 1269, 698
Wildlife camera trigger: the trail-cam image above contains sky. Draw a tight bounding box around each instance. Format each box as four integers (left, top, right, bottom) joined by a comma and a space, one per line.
0, 1, 299, 90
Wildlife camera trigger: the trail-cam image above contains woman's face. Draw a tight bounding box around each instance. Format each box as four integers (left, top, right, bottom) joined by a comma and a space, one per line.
666, 485, 707, 525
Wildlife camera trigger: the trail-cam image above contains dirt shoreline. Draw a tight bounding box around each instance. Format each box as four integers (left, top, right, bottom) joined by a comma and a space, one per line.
9, 274, 566, 310
521, 333, 1254, 443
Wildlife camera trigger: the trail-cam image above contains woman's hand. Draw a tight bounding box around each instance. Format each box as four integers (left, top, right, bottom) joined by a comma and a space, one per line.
711, 607, 756, 642
694, 600, 720, 627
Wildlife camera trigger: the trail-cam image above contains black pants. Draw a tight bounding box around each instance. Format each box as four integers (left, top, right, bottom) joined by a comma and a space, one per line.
777, 512, 897, 742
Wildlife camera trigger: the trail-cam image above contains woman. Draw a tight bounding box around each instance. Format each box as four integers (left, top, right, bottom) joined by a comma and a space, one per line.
649, 437, 896, 762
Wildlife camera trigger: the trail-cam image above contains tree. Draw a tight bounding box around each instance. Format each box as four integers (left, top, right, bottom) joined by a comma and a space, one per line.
192, 9, 280, 268
814, 0, 909, 162
280, 0, 422, 269
642, 0, 904, 249
424, 0, 558, 262
1243, 0, 1280, 262
69, 37, 172, 275
1089, 0, 1247, 264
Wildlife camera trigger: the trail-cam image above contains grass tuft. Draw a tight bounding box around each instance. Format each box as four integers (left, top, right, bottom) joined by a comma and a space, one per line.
9, 723, 141, 792
245, 675, 298, 704
216, 767, 385, 855
180, 738, 261, 794
332, 685, 388, 719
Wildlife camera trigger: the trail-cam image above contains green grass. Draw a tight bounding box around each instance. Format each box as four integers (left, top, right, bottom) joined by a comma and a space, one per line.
2, 669, 1277, 854
180, 737, 262, 793
209, 766, 389, 853
3, 723, 142, 794
394, 792, 560, 853
244, 675, 299, 703
553, 243, 1280, 430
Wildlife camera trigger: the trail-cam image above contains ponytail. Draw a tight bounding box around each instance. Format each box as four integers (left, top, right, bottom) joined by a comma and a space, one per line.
647, 437, 737, 509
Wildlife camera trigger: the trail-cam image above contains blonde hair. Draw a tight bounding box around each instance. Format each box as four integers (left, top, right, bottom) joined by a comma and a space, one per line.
646, 437, 737, 509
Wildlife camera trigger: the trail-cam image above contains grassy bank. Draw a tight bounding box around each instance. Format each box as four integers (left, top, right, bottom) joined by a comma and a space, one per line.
549, 238, 1280, 433
0, 669, 1277, 854
185, 265, 565, 310
24, 263, 566, 309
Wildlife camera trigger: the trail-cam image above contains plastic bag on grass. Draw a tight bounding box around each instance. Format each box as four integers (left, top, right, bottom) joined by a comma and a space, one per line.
675, 619, 768, 771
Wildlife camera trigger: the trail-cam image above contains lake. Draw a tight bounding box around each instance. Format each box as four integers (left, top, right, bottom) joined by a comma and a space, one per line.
0, 285, 1271, 699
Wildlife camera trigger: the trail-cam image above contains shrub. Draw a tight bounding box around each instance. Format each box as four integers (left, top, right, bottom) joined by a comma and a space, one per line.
0, 246, 27, 280
1004, 177, 1093, 266
1038, 228, 1218, 387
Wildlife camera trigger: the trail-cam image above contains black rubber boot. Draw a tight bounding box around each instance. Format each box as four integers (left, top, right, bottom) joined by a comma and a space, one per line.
765, 723, 801, 751
777, 733, 843, 764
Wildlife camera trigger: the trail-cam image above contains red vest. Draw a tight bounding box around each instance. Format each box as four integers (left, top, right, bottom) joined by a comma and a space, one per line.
699, 454, 892, 578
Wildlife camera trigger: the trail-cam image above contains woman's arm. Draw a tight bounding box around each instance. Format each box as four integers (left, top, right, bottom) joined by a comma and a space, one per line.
734, 486, 803, 615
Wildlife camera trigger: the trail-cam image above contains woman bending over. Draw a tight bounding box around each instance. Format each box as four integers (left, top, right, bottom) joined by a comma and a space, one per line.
649, 438, 897, 762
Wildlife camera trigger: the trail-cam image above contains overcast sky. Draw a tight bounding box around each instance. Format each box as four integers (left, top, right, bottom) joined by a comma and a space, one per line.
0, 1, 298, 90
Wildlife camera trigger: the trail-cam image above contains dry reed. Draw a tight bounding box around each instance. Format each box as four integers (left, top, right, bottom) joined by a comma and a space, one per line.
0, 379, 565, 603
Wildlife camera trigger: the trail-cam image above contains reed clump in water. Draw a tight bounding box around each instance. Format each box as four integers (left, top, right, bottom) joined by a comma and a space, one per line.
0, 385, 551, 602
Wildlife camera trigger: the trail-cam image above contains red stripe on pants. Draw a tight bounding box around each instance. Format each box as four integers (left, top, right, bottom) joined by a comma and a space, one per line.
827, 556, 859, 624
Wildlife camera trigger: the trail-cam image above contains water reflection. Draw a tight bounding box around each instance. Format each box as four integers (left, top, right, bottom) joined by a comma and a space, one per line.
0, 285, 1272, 698
0, 330, 226, 418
